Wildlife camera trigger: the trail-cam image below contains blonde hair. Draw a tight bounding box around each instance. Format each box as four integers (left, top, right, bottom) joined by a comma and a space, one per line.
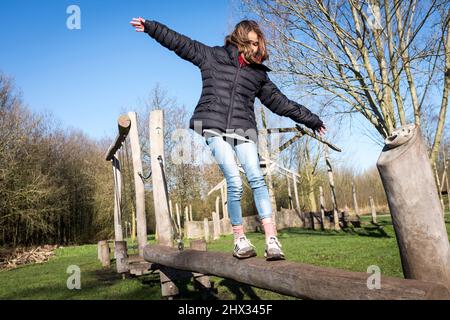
225, 20, 268, 64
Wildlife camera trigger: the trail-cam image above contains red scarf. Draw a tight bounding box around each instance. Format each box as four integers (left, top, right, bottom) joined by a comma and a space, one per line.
238, 53, 249, 67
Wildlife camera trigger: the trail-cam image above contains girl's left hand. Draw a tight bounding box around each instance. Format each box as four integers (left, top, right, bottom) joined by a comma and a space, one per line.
316, 124, 327, 137
130, 17, 146, 32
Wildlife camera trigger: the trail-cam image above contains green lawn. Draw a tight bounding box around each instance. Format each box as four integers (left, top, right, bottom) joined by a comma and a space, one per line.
0, 213, 449, 300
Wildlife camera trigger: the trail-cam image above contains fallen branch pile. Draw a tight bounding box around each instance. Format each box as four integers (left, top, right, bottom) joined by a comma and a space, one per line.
0, 245, 58, 270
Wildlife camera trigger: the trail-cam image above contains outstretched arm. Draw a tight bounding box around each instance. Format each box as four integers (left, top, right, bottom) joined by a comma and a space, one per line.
256, 74, 326, 136
130, 17, 211, 68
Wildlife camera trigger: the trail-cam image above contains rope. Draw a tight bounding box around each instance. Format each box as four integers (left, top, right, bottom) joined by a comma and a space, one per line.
157, 155, 184, 251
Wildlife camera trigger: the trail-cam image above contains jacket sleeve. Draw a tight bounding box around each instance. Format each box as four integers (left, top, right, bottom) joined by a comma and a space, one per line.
143, 20, 211, 68
256, 74, 323, 130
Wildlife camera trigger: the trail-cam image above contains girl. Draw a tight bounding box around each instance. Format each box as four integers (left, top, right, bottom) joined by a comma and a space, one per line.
130, 17, 326, 261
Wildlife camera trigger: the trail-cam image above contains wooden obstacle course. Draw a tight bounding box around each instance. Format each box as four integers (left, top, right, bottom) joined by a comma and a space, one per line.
101, 110, 450, 299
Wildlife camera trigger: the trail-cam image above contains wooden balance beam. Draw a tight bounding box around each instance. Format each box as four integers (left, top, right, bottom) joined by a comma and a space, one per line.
143, 244, 450, 300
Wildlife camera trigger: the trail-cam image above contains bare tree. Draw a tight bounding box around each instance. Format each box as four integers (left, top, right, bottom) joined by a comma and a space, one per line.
240, 0, 449, 165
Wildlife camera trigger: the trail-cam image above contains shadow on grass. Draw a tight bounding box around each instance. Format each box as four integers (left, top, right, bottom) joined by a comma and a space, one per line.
281, 222, 391, 239
137, 272, 261, 300
218, 278, 261, 300
340, 225, 390, 238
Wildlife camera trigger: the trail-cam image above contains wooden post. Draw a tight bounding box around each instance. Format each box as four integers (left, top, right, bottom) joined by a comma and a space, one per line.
286, 175, 293, 210
221, 184, 228, 220
99, 240, 110, 269
259, 108, 278, 223
203, 218, 210, 242
115, 240, 128, 274
112, 156, 123, 241
215, 196, 220, 219
212, 211, 221, 240
369, 196, 377, 224
185, 206, 189, 222
319, 186, 326, 230
352, 181, 360, 216
189, 204, 193, 221
444, 153, 450, 211
433, 162, 446, 214
377, 124, 450, 290
128, 112, 147, 257
126, 222, 130, 240
169, 199, 173, 219
292, 173, 300, 212
325, 146, 340, 230
176, 203, 181, 233
149, 109, 178, 297
189, 240, 211, 291
98, 241, 102, 262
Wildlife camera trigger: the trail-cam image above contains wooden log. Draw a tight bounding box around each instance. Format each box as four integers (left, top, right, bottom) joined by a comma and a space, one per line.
189, 240, 211, 290
149, 110, 178, 297
115, 241, 128, 274
369, 196, 377, 224
105, 115, 131, 161
128, 112, 147, 257
99, 240, 110, 269
143, 244, 450, 300
112, 156, 123, 241
377, 124, 450, 290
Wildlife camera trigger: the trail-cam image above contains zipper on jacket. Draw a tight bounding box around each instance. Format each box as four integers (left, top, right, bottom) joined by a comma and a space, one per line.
226, 63, 242, 129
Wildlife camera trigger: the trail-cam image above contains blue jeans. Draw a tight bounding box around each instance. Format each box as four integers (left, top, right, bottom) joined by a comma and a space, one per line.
205, 135, 272, 226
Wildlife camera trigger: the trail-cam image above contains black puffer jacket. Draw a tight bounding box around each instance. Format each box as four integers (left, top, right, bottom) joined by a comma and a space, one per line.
143, 20, 323, 144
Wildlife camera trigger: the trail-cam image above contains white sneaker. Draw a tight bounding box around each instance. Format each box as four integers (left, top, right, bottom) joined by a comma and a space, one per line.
233, 236, 257, 259
264, 236, 285, 261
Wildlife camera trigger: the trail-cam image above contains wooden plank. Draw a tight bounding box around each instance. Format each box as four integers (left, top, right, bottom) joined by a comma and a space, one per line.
143, 244, 450, 300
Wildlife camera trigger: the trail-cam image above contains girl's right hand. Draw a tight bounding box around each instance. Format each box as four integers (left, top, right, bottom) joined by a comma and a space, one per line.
130, 17, 146, 32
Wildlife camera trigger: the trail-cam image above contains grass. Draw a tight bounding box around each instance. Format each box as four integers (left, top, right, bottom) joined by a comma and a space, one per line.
0, 212, 449, 300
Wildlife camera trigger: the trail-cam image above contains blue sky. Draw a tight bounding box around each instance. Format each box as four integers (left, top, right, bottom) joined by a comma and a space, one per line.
0, 0, 383, 171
